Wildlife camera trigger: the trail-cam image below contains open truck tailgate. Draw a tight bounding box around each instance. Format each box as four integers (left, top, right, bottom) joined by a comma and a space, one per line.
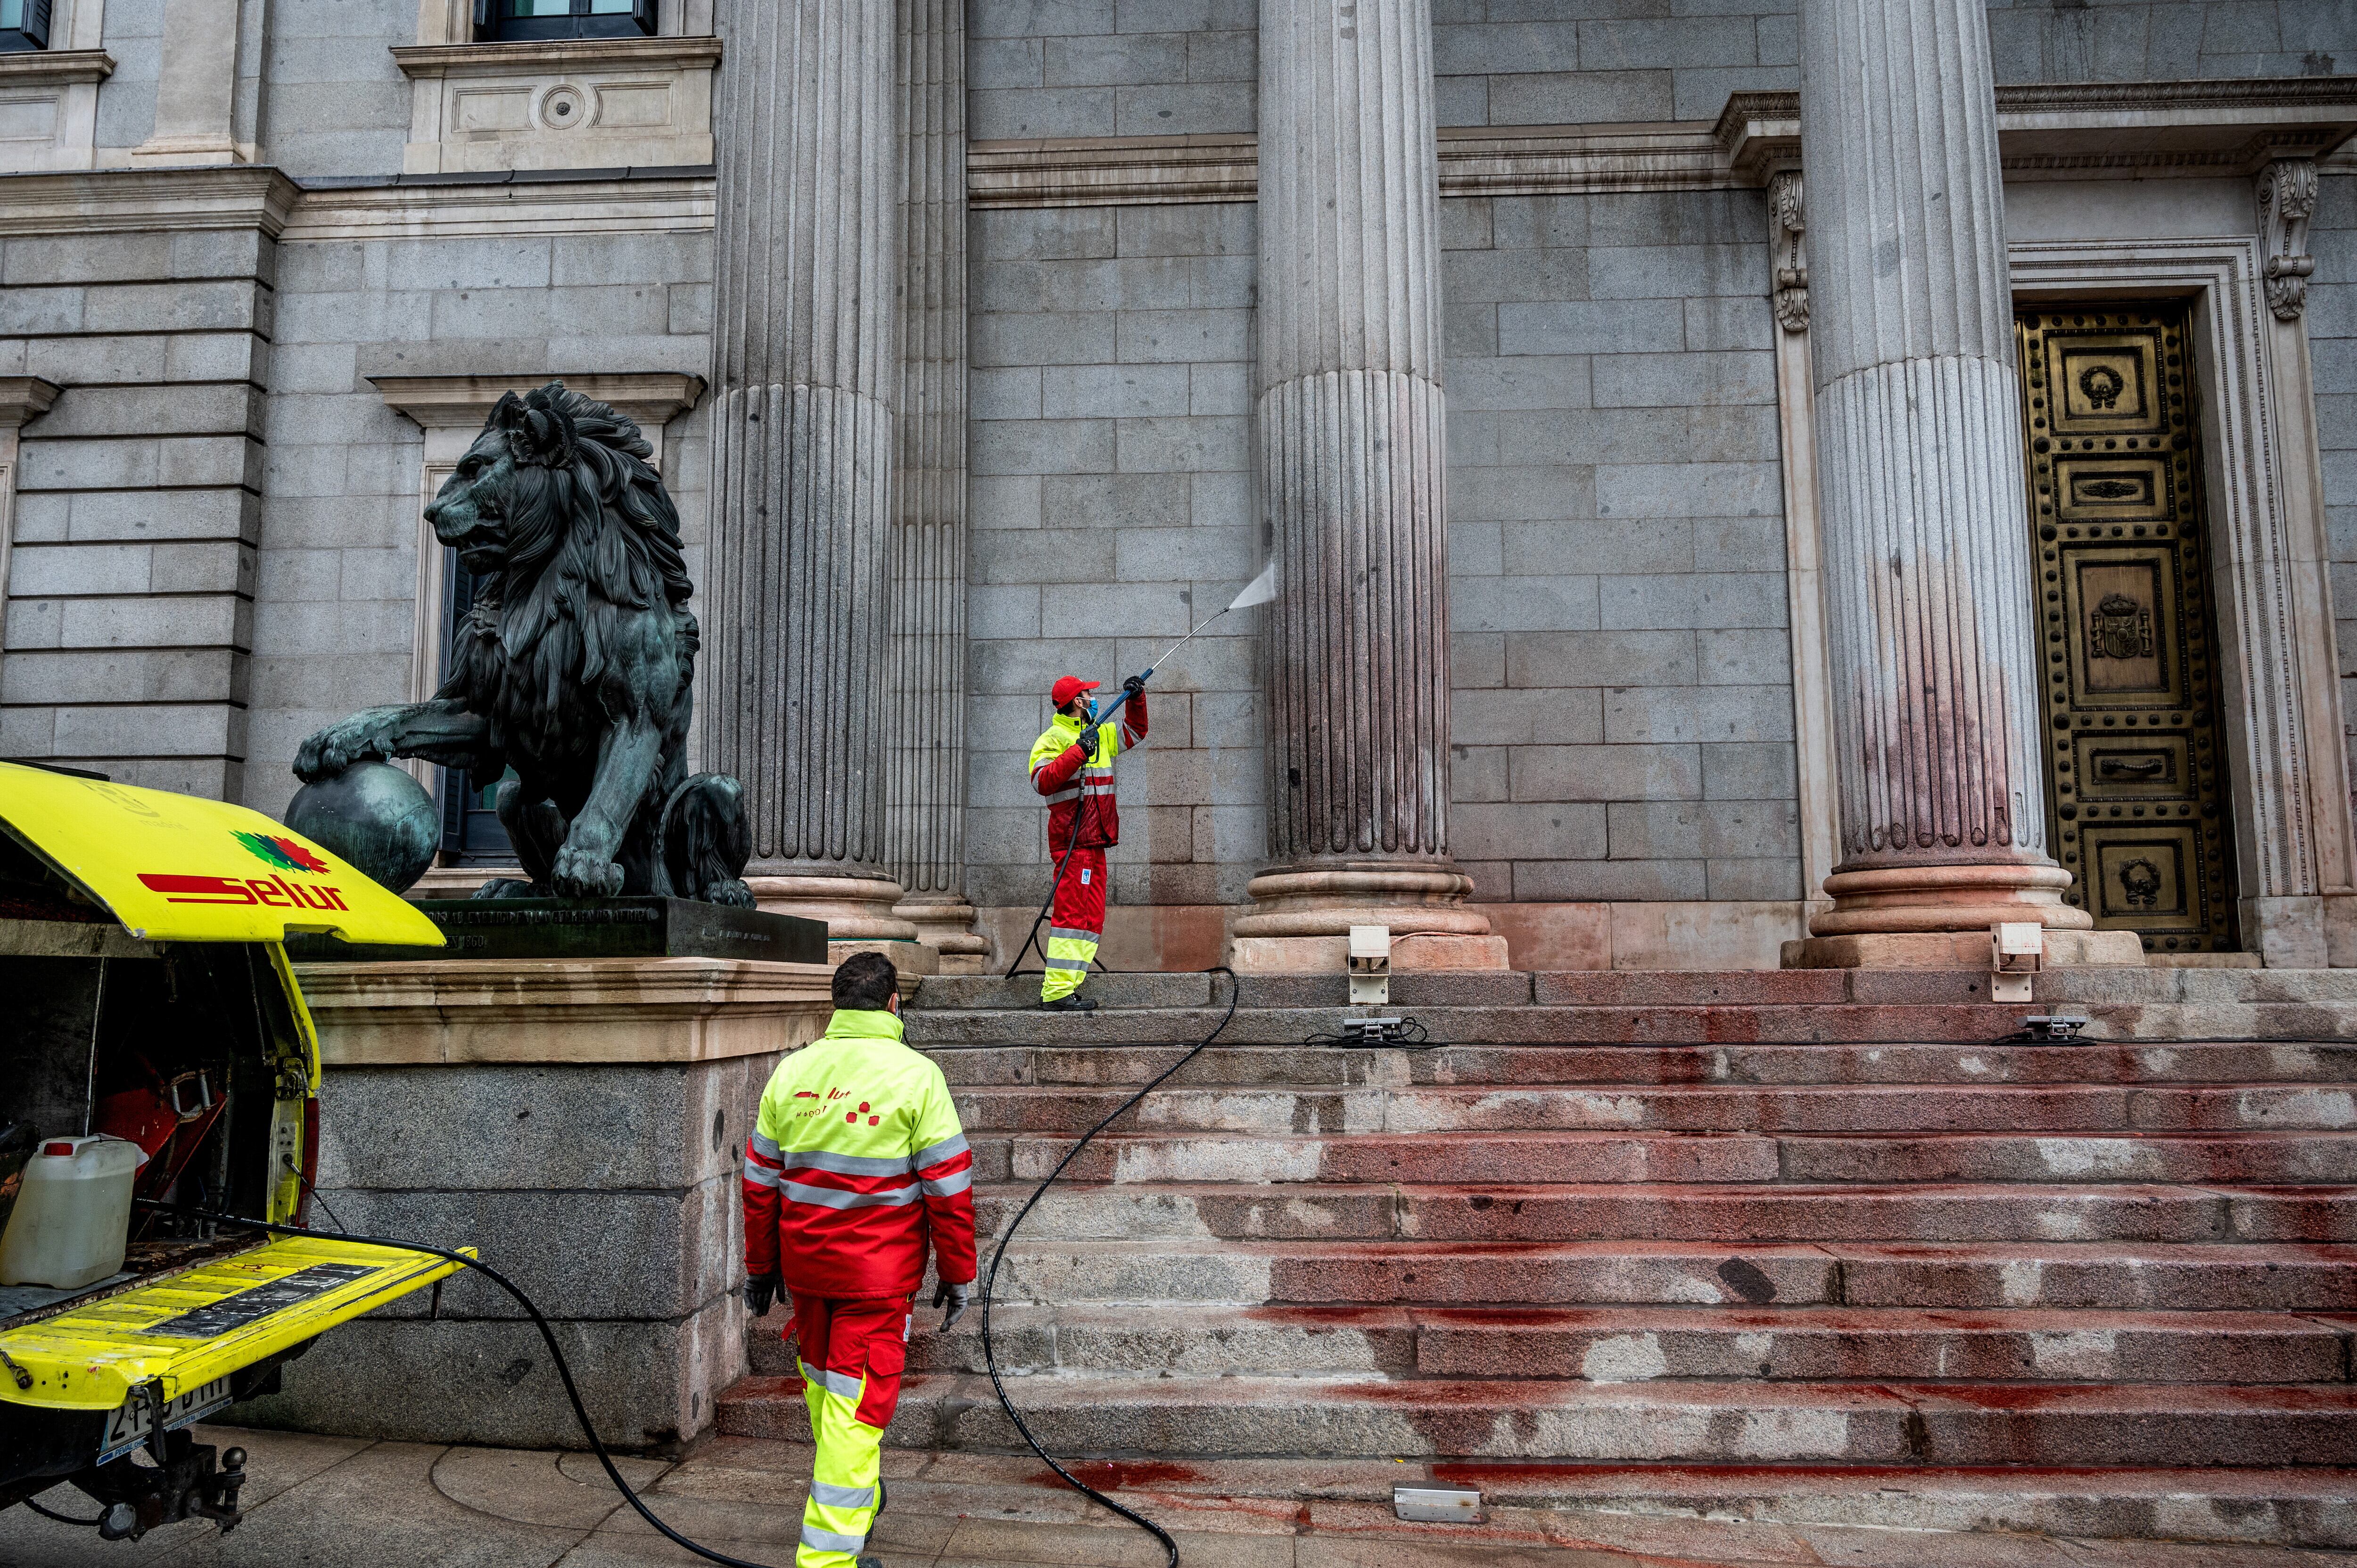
0, 1232, 464, 1413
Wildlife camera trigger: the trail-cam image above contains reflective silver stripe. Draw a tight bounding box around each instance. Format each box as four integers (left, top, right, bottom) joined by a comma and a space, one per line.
788, 1148, 915, 1177
1041, 787, 1080, 803
743, 1163, 781, 1189
800, 1359, 864, 1400
921, 1168, 973, 1199
750, 1132, 781, 1161
801, 1523, 866, 1553
810, 1479, 876, 1510
1047, 927, 1098, 945
783, 1179, 921, 1209
914, 1132, 969, 1168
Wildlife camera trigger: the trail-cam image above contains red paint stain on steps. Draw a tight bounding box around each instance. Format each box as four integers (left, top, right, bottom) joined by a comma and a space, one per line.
1027, 1459, 1203, 1490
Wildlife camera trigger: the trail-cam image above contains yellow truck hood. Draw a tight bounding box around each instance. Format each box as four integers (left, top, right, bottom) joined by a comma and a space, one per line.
0, 761, 443, 947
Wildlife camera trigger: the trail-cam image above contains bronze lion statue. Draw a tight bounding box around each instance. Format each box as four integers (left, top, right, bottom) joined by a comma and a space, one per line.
295, 382, 754, 906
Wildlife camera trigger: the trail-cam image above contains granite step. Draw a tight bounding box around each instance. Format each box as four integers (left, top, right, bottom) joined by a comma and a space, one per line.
971, 1180, 2357, 1245
985, 1128, 2357, 1185
911, 969, 2357, 1012
978, 1238, 2357, 1310
948, 1081, 2357, 1134
744, 1302, 2349, 1385
715, 1371, 2357, 1466
922, 1040, 2357, 1089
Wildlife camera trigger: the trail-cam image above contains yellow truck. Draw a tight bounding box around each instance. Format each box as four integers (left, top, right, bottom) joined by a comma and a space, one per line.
0, 759, 460, 1541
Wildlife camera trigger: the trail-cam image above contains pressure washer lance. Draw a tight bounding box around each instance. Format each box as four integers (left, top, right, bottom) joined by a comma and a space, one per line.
1006, 564, 1278, 979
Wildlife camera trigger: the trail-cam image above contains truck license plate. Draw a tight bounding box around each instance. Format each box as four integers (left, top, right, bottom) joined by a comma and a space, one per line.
96, 1377, 232, 1463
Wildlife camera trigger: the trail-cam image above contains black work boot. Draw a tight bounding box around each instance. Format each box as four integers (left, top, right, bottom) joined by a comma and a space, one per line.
1039, 994, 1097, 1012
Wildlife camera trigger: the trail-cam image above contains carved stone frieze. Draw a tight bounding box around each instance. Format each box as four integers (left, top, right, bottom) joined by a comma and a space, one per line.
1769, 170, 1808, 333
2257, 157, 2318, 321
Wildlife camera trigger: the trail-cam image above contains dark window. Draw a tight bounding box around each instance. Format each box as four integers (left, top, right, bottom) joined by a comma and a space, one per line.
474, 0, 656, 42
437, 555, 516, 866
0, 0, 51, 52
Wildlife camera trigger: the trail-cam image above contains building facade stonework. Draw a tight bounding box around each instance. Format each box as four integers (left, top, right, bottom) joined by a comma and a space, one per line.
0, 0, 2352, 970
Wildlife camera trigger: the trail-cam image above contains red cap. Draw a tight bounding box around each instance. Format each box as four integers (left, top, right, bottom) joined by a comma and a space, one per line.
1050, 676, 1099, 707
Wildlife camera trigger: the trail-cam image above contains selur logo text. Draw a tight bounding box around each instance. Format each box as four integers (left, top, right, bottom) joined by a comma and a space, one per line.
135, 831, 352, 910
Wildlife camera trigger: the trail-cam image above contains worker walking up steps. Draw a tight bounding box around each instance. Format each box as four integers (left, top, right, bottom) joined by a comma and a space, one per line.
1028, 672, 1148, 1012
741, 952, 978, 1568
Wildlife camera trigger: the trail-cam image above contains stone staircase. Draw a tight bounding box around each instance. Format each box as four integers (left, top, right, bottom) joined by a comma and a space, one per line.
718, 969, 2357, 1546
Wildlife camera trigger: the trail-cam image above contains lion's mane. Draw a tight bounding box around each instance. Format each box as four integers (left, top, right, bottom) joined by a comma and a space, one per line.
455, 382, 699, 755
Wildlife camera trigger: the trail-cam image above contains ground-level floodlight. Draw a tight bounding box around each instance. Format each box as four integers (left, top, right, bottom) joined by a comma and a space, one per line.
1992, 920, 2044, 1003
1349, 923, 1392, 1006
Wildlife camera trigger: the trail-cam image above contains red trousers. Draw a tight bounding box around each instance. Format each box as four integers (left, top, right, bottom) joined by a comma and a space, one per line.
1043, 846, 1106, 1002
790, 1292, 911, 1429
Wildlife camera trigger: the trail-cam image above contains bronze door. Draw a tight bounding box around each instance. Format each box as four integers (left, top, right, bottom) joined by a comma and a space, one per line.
2016, 303, 2238, 956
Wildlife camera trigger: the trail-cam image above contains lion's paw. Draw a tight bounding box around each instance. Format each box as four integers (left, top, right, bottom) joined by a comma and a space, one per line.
294, 719, 390, 783
551, 844, 626, 900
705, 878, 756, 909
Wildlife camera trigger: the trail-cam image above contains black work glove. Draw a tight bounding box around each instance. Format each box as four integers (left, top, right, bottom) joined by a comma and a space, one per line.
744, 1272, 780, 1317
933, 1279, 972, 1330
1122, 674, 1146, 698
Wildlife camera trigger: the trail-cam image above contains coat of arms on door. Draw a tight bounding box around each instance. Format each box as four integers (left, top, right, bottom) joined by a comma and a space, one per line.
2087, 592, 2152, 661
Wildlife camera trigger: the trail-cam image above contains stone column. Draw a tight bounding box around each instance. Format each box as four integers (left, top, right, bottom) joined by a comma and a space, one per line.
130, 0, 266, 166
885, 0, 988, 972
706, 0, 925, 961
1789, 0, 2132, 966
1228, 0, 1506, 972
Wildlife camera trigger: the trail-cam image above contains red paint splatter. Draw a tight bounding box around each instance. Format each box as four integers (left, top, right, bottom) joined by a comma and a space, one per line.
1027, 1460, 1202, 1491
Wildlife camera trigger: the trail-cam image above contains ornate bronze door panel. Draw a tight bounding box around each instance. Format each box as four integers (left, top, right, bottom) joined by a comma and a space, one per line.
2016, 304, 2237, 956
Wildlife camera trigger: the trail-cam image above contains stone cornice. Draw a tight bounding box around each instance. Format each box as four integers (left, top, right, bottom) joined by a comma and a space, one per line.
969, 133, 1255, 207
983, 77, 2357, 208
0, 376, 62, 427
390, 35, 722, 78
0, 165, 299, 237
370, 371, 706, 432
1722, 77, 2357, 183
281, 171, 714, 239
0, 48, 115, 86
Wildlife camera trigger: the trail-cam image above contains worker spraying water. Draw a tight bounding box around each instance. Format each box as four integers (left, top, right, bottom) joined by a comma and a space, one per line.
1015, 564, 1278, 1010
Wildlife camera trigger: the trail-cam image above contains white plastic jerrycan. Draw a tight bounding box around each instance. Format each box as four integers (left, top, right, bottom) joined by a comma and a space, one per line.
0, 1134, 141, 1290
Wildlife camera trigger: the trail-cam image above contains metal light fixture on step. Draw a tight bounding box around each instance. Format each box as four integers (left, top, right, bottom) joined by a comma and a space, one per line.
1348, 923, 1391, 1005
1992, 921, 2044, 1003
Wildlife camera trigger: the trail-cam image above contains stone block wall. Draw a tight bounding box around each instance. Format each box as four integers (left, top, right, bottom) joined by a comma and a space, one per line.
0, 221, 274, 799
245, 229, 715, 819
263, 0, 414, 181
1440, 189, 1801, 914
237, 1054, 770, 1450
964, 202, 1265, 929
970, 0, 1257, 140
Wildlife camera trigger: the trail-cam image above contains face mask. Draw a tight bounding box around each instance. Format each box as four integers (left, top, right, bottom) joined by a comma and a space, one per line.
1075, 696, 1097, 725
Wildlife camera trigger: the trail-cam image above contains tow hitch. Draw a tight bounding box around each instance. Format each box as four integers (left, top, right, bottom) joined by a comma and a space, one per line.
74, 1430, 247, 1541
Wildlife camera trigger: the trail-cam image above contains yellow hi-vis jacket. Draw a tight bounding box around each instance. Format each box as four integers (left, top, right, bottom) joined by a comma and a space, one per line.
743, 1009, 978, 1300
1029, 694, 1147, 851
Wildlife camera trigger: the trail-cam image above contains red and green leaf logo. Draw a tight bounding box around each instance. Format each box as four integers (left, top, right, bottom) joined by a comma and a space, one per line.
232, 831, 331, 875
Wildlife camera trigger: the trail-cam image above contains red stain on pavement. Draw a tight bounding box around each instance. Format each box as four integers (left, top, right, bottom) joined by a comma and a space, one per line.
1029, 1459, 1203, 1490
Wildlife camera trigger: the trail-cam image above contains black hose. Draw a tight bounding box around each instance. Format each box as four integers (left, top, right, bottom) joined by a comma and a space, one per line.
25, 1497, 101, 1526
977, 965, 1241, 1568
1004, 830, 1084, 980
133, 1199, 783, 1568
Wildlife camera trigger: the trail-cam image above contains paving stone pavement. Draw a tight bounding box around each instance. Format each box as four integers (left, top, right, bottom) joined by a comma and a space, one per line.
6, 1425, 2355, 1568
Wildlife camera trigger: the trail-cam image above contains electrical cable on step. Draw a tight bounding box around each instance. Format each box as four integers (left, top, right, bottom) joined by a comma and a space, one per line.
976, 965, 1242, 1568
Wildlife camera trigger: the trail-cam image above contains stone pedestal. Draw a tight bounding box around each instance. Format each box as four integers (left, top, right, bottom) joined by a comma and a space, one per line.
1790, 0, 2116, 964
895, 892, 989, 973
1239, 0, 1503, 972
1227, 866, 1509, 972
749, 872, 940, 975
244, 958, 839, 1451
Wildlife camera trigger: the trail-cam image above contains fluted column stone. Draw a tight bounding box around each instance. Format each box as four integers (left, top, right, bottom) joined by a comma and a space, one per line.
886, 0, 987, 971
707, 0, 920, 950
1793, 0, 2125, 963
1229, 0, 1505, 971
